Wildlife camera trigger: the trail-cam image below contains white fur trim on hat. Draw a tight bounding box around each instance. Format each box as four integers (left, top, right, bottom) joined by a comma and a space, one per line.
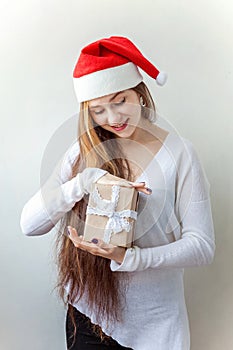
73, 62, 143, 102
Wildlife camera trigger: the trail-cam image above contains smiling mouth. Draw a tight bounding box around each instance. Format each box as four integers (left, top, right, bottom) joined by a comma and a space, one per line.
115, 123, 124, 127
111, 119, 129, 131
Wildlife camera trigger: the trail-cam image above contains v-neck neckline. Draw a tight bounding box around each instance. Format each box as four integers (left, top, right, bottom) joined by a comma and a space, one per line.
134, 131, 171, 182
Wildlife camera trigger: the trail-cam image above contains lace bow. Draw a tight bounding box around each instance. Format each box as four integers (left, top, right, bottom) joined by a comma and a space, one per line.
86, 185, 137, 244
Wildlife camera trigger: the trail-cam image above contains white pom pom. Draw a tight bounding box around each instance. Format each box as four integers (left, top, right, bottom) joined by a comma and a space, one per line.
156, 72, 167, 86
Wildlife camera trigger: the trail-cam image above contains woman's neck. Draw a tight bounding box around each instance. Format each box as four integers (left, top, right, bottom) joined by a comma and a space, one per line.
128, 118, 162, 144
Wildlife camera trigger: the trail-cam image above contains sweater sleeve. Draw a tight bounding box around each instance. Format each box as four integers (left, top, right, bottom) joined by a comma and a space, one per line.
111, 139, 215, 272
20, 142, 82, 236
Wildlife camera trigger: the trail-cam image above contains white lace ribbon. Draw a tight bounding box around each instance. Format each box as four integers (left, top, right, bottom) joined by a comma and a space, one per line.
86, 185, 137, 243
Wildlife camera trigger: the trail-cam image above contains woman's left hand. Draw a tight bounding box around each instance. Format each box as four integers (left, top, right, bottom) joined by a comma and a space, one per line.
67, 226, 126, 264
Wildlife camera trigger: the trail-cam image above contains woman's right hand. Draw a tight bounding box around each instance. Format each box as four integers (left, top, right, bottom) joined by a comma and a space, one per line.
129, 181, 152, 195
93, 173, 152, 196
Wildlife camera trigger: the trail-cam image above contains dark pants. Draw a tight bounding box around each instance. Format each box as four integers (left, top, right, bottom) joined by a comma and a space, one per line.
66, 305, 133, 350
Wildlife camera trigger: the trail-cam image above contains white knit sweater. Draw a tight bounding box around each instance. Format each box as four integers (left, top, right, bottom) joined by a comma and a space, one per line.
20, 132, 215, 350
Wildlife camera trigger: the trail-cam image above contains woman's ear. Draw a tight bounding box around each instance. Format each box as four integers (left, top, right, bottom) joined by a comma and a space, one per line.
140, 96, 146, 107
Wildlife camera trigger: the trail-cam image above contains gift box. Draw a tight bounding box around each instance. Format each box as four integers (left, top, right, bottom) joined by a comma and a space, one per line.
83, 173, 139, 247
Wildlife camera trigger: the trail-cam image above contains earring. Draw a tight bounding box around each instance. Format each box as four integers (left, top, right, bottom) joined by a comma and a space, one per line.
140, 96, 146, 107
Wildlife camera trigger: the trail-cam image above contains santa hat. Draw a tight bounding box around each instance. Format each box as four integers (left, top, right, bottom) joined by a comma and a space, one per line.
73, 36, 167, 102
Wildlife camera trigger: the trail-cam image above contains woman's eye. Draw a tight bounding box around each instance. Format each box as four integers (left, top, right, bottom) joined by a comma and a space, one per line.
94, 109, 104, 115
114, 97, 125, 106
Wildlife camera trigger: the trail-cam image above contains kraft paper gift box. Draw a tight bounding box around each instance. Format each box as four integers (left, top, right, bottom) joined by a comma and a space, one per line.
83, 173, 139, 248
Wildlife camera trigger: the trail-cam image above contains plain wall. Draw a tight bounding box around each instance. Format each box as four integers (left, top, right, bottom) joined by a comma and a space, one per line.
1, 0, 232, 349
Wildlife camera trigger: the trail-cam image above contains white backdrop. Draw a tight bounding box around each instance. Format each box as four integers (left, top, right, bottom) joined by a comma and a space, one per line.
1, 0, 232, 349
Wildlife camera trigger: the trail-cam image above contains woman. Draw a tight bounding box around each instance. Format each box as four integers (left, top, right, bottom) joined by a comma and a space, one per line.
20, 36, 215, 350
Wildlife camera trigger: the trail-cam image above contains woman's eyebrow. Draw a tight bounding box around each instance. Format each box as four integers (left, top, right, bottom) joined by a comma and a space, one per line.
89, 92, 123, 109
109, 91, 123, 102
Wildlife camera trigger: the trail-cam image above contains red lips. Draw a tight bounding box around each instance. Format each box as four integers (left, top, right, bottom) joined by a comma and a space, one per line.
111, 119, 129, 131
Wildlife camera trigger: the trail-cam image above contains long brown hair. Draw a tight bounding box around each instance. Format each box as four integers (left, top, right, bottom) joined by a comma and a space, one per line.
55, 82, 156, 340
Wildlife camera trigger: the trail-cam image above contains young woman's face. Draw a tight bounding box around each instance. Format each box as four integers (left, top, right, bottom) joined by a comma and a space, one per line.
88, 89, 141, 139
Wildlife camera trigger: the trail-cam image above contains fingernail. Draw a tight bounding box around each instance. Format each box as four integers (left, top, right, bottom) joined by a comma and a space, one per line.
91, 238, 98, 244
140, 181, 146, 185
146, 187, 152, 193
67, 227, 71, 236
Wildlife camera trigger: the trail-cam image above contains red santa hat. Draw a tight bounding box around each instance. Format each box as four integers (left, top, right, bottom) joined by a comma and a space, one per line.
73, 36, 167, 102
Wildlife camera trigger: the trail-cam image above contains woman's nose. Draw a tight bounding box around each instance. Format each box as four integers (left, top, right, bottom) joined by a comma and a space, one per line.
106, 109, 121, 125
